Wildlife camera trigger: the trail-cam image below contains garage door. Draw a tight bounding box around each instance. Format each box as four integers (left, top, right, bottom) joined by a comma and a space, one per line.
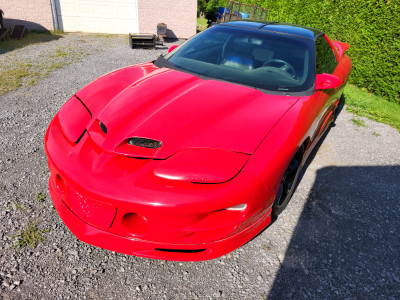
55, 0, 138, 34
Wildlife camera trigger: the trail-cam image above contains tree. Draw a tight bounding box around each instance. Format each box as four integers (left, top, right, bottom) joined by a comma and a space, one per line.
205, 0, 219, 22
198, 0, 207, 17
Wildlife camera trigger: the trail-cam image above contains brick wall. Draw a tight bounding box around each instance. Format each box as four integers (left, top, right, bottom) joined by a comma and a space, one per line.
0, 0, 54, 31
138, 0, 196, 39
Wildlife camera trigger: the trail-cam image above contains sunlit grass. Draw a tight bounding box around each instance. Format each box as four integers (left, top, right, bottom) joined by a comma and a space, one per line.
0, 65, 30, 94
12, 223, 49, 251
197, 17, 208, 32
344, 84, 400, 132
350, 117, 367, 127
0, 46, 89, 95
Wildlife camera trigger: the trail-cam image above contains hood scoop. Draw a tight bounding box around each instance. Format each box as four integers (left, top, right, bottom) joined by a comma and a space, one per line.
113, 136, 163, 158
88, 120, 163, 158
127, 137, 162, 149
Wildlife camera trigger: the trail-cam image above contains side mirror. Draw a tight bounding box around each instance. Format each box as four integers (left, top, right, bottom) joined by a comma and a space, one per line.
332, 41, 349, 59
168, 45, 179, 53
315, 73, 342, 90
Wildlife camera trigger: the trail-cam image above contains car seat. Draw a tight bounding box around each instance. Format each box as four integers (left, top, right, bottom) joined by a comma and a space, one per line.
222, 54, 255, 70
222, 38, 255, 70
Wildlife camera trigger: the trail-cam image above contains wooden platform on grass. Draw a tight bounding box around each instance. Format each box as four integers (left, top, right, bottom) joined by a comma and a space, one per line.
10, 25, 27, 39
0, 28, 10, 42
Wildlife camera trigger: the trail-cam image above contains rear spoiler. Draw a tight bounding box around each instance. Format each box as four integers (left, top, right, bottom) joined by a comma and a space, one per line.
332, 41, 350, 59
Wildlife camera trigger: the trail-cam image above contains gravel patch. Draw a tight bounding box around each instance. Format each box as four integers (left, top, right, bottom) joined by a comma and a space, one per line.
0, 34, 115, 95
0, 34, 399, 299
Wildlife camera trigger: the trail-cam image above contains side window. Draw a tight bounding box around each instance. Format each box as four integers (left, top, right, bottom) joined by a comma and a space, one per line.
315, 36, 337, 74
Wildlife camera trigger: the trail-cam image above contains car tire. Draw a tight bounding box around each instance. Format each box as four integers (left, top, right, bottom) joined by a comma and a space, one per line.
272, 148, 303, 218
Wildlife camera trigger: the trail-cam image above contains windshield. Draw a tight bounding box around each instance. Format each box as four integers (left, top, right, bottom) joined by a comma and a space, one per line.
157, 25, 315, 93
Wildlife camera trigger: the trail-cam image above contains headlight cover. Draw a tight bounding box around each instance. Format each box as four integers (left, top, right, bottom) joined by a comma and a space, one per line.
58, 96, 92, 143
154, 149, 250, 183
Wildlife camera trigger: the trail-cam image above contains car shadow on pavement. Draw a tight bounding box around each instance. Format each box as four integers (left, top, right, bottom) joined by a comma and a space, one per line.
267, 163, 400, 298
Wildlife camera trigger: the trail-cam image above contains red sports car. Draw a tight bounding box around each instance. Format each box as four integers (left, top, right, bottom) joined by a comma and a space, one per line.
45, 21, 351, 261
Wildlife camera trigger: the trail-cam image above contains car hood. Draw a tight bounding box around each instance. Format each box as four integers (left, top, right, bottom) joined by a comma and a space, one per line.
84, 65, 299, 159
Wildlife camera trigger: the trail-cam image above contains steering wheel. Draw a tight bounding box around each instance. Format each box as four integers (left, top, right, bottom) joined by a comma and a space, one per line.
263, 59, 297, 79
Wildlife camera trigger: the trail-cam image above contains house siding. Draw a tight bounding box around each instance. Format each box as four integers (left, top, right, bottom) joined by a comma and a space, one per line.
0, 0, 54, 31
0, 0, 197, 37
138, 0, 196, 39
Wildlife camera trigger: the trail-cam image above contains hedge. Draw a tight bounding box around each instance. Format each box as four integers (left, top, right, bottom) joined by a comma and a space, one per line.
216, 0, 400, 103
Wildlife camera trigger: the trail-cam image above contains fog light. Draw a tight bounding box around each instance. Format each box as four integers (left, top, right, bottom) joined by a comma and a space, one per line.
122, 213, 149, 236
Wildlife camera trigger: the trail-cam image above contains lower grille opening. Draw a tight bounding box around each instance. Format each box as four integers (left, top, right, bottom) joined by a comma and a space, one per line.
155, 248, 206, 254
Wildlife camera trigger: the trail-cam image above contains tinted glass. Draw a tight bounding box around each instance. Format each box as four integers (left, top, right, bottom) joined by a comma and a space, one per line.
160, 25, 315, 93
315, 36, 337, 74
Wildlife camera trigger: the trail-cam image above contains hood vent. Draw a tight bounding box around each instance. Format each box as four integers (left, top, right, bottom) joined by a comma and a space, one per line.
128, 137, 162, 149
99, 121, 108, 134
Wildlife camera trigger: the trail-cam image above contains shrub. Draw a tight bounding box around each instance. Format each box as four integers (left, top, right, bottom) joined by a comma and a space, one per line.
205, 0, 221, 22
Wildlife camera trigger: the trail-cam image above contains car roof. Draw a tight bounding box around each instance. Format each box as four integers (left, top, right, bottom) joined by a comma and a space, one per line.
218, 21, 324, 40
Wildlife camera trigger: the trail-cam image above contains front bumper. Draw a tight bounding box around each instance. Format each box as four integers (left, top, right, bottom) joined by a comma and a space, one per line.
49, 167, 272, 261
49, 163, 271, 261
45, 115, 274, 261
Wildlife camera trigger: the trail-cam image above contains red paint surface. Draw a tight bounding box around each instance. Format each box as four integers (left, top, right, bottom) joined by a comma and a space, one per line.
58, 96, 91, 143
168, 45, 179, 53
332, 40, 350, 59
315, 73, 342, 90
80, 67, 299, 159
154, 149, 250, 183
45, 33, 352, 261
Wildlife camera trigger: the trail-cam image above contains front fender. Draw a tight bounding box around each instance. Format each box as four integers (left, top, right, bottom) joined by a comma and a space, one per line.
244, 96, 313, 195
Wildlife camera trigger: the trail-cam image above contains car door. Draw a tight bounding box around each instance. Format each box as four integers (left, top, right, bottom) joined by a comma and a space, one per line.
311, 34, 343, 141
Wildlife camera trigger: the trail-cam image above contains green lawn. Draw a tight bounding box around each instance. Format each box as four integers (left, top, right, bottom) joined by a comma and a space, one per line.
344, 84, 400, 132
197, 17, 208, 33
0, 31, 90, 96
